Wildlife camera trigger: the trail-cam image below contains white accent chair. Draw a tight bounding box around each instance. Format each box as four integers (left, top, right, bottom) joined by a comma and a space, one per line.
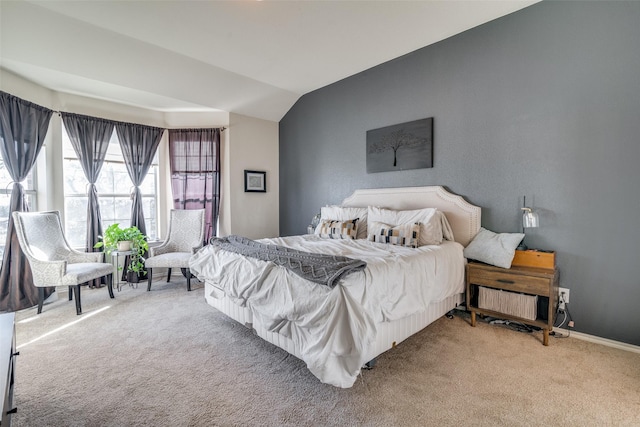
12, 211, 114, 315
145, 209, 206, 292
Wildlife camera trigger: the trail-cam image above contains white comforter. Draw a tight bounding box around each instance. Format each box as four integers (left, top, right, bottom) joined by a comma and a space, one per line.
189, 235, 465, 387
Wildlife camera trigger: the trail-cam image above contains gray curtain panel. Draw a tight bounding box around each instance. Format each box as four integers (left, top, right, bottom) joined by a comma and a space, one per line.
61, 113, 114, 251
114, 122, 164, 237
0, 91, 53, 312
168, 128, 221, 242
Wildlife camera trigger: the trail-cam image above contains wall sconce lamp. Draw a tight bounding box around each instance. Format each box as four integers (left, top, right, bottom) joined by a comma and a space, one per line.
519, 196, 539, 250
308, 212, 321, 234
522, 207, 539, 230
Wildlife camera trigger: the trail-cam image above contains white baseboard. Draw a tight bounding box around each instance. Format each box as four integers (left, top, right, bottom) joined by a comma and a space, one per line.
554, 328, 640, 354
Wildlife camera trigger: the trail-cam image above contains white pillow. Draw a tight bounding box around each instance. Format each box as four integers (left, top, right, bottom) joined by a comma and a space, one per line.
463, 227, 525, 269
438, 211, 456, 242
368, 221, 420, 248
315, 206, 368, 239
367, 206, 443, 246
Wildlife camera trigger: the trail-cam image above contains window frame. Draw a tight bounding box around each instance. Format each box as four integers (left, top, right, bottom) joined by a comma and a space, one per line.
0, 158, 38, 262
61, 127, 160, 248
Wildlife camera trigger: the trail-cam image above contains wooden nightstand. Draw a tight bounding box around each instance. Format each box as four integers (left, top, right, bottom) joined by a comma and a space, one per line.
466, 262, 559, 346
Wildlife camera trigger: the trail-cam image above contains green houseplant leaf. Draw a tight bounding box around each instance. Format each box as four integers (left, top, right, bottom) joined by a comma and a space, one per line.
94, 223, 149, 274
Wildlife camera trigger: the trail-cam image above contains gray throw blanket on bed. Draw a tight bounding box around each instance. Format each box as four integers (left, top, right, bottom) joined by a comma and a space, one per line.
209, 235, 367, 288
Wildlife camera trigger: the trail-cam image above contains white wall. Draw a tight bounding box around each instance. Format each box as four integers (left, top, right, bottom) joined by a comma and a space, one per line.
1, 69, 280, 240
220, 113, 279, 239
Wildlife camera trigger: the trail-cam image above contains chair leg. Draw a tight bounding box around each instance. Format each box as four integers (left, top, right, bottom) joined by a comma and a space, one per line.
68, 286, 73, 301
37, 287, 44, 314
180, 268, 194, 292
74, 285, 82, 315
166, 268, 172, 282
147, 268, 153, 292
106, 274, 114, 299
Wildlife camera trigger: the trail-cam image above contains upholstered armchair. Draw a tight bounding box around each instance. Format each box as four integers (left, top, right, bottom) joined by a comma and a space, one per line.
12, 211, 114, 315
145, 209, 206, 292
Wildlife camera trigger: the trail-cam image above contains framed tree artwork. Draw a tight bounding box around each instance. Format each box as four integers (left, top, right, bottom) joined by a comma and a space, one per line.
366, 117, 433, 173
244, 170, 266, 192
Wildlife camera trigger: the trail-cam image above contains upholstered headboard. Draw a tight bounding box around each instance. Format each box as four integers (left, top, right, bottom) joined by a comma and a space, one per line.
341, 186, 481, 247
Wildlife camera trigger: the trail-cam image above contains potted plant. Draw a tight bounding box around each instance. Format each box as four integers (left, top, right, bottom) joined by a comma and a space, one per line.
94, 223, 149, 282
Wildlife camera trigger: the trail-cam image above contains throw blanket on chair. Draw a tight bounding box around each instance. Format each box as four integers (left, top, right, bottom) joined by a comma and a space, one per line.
209, 235, 367, 288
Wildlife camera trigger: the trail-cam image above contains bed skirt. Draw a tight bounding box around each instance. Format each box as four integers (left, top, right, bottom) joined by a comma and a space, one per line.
204, 281, 463, 365
205, 282, 253, 328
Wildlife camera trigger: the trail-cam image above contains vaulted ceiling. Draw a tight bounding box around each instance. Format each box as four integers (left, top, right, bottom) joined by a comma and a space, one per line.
1, 0, 538, 121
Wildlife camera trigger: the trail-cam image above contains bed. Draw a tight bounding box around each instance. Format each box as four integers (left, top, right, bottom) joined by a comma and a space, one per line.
190, 186, 481, 388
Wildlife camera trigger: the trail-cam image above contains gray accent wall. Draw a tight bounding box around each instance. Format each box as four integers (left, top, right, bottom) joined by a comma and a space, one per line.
279, 1, 640, 346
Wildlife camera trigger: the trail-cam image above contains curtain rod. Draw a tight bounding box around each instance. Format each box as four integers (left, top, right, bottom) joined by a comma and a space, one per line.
54, 111, 226, 132
3, 91, 227, 132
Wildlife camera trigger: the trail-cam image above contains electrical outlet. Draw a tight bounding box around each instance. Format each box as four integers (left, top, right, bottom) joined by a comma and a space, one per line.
558, 287, 570, 311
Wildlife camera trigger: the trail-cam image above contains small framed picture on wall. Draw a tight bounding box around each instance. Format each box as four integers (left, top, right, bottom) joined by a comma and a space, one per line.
244, 170, 266, 192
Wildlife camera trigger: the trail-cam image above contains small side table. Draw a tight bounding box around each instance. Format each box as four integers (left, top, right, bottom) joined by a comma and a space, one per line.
466, 262, 559, 346
111, 250, 134, 291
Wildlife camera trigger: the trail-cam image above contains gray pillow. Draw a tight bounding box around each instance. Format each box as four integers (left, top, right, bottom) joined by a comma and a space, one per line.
463, 227, 525, 269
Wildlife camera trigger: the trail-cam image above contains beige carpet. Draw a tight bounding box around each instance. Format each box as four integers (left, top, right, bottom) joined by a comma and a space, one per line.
11, 278, 640, 427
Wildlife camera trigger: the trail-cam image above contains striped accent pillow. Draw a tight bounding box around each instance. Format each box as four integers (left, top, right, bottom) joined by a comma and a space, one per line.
368, 221, 421, 248
317, 219, 359, 239
367, 206, 442, 246
317, 206, 368, 239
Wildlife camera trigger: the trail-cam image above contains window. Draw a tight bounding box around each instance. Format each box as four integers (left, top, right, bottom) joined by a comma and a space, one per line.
63, 127, 159, 249
168, 128, 220, 241
0, 159, 37, 261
